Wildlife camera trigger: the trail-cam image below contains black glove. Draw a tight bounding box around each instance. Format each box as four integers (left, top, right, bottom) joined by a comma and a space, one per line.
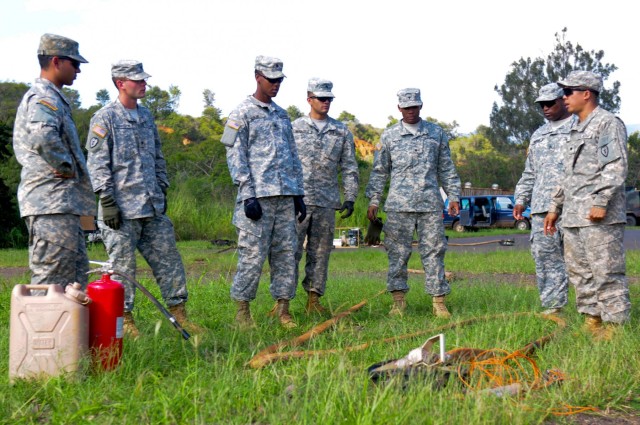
244, 197, 263, 221
100, 195, 121, 230
294, 196, 306, 223
161, 186, 168, 214
338, 201, 355, 219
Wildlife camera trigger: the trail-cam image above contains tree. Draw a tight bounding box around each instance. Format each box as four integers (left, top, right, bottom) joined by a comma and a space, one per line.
490, 28, 620, 147
62, 88, 82, 111
142, 85, 181, 120
286, 105, 303, 121
96, 89, 110, 106
627, 131, 640, 188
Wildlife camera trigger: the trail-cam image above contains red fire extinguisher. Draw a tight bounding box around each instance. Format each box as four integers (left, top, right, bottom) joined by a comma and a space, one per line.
87, 273, 124, 370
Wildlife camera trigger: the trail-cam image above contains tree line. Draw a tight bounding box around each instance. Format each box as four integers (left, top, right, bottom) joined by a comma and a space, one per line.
1, 28, 638, 247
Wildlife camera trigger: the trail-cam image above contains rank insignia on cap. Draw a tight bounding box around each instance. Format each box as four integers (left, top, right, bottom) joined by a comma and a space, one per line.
227, 120, 240, 130
38, 100, 58, 111
92, 125, 108, 138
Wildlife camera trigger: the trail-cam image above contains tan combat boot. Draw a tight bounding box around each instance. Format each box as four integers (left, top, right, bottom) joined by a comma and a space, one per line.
275, 299, 297, 329
168, 303, 205, 334
432, 296, 451, 319
389, 290, 407, 316
305, 292, 327, 314
235, 301, 255, 329
123, 311, 140, 338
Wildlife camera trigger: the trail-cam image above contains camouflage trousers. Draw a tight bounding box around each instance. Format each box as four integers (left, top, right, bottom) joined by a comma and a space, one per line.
563, 224, 630, 323
231, 196, 297, 302
295, 205, 335, 296
25, 214, 88, 288
530, 214, 568, 309
99, 215, 188, 312
383, 211, 450, 296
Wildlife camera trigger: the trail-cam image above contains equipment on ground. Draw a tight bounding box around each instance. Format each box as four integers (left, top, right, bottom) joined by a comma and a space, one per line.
87, 273, 124, 370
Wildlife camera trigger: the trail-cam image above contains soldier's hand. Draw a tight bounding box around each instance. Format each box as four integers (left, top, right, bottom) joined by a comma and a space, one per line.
543, 212, 558, 236
448, 201, 460, 217
367, 205, 378, 222
513, 204, 525, 220
294, 196, 306, 223
100, 195, 121, 230
339, 201, 355, 219
588, 206, 607, 222
244, 197, 263, 221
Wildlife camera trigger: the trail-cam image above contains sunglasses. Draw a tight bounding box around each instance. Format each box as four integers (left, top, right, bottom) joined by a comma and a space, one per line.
260, 74, 284, 84
60, 57, 81, 70
310, 96, 333, 103
562, 87, 588, 97
538, 100, 557, 108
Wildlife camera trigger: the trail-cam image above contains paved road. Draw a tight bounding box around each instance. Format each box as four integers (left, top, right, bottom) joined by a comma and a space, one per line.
445, 228, 640, 253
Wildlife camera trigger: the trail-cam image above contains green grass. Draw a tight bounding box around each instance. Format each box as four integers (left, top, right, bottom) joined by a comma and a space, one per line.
0, 243, 638, 424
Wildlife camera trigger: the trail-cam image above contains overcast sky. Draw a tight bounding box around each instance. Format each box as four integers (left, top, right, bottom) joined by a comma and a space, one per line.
1, 0, 637, 134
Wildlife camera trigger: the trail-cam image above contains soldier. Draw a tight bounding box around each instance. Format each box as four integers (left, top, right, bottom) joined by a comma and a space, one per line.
221, 56, 306, 329
292, 78, 359, 314
514, 83, 575, 315
544, 71, 631, 340
366, 88, 461, 317
13, 33, 95, 288
86, 60, 201, 337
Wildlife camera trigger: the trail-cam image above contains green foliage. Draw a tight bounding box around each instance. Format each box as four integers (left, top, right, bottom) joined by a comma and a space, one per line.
286, 105, 303, 121
627, 131, 640, 188
141, 85, 181, 120
61, 88, 82, 111
490, 27, 620, 147
95, 89, 110, 106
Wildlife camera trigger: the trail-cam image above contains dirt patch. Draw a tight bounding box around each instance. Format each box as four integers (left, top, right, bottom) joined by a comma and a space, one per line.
547, 411, 640, 424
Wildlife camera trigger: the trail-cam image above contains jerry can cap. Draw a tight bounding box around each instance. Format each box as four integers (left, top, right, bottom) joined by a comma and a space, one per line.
64, 282, 91, 305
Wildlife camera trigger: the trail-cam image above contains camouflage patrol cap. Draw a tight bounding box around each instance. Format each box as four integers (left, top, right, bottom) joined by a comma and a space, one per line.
397, 88, 423, 108
255, 55, 286, 79
557, 71, 603, 93
37, 33, 88, 63
111, 60, 151, 80
307, 78, 334, 98
535, 83, 564, 102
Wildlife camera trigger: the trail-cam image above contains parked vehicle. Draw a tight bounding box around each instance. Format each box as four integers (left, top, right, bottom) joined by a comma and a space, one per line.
443, 195, 531, 232
626, 189, 640, 226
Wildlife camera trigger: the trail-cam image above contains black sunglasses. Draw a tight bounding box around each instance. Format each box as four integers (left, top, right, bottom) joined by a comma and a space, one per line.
562, 87, 587, 97
538, 100, 557, 108
259, 74, 284, 84
310, 96, 333, 103
60, 57, 81, 70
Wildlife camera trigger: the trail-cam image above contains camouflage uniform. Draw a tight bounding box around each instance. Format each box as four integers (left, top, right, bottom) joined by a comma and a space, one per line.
292, 80, 359, 296
550, 72, 631, 324
222, 94, 304, 302
86, 61, 188, 312
13, 34, 94, 287
366, 89, 460, 295
515, 84, 575, 310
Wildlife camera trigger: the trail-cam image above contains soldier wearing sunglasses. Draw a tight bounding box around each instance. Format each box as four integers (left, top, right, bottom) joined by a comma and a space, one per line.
543, 71, 631, 340
291, 79, 359, 314
514, 83, 575, 317
13, 33, 94, 289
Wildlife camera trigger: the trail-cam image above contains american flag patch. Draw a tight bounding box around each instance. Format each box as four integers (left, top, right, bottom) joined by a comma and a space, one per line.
227, 120, 240, 130
38, 100, 58, 111
92, 125, 108, 138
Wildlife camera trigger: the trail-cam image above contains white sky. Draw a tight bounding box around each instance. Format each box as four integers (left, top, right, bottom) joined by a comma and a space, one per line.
1, 0, 637, 134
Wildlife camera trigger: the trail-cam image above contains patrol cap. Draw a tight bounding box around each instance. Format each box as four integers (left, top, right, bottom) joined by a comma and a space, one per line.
111, 60, 151, 80
37, 33, 88, 63
397, 88, 423, 108
307, 78, 334, 98
557, 70, 603, 93
255, 55, 286, 79
535, 83, 564, 102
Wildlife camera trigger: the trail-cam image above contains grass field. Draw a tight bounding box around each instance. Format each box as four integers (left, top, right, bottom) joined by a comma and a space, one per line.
0, 240, 638, 424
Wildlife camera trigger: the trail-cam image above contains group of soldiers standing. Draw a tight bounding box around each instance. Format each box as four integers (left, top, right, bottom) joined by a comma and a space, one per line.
13, 33, 631, 340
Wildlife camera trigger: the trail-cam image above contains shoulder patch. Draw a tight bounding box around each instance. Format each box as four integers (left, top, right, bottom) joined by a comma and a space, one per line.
92, 125, 108, 138
37, 99, 58, 111
227, 120, 240, 130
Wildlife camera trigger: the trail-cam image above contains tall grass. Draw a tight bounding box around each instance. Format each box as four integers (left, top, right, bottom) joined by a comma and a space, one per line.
0, 243, 638, 424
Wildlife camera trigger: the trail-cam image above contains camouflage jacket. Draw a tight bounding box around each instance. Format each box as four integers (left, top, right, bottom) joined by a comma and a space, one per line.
514, 116, 577, 214
221, 96, 304, 202
13, 78, 95, 218
292, 115, 359, 208
366, 119, 460, 212
549, 107, 628, 227
86, 99, 169, 219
